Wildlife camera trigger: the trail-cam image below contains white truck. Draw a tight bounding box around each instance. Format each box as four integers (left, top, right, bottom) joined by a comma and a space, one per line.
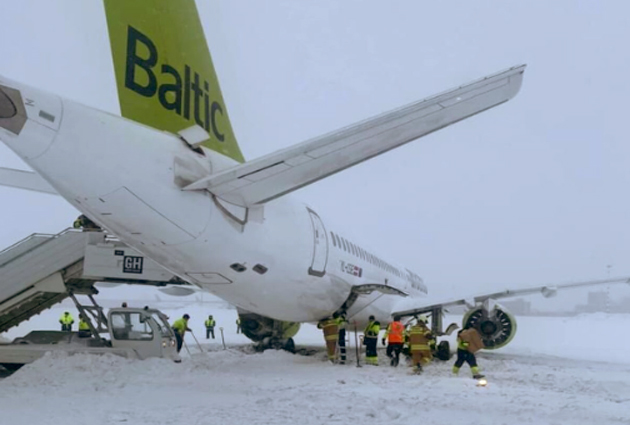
0, 307, 179, 373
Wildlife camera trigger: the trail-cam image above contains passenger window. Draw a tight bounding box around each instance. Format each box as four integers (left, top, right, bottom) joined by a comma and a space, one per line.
342, 238, 348, 252
330, 232, 337, 247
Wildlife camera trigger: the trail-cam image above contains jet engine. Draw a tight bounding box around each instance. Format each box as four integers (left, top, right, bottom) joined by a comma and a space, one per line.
462, 300, 517, 349
237, 310, 300, 352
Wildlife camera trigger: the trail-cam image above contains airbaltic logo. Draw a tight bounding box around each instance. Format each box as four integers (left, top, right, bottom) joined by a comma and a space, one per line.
125, 26, 225, 142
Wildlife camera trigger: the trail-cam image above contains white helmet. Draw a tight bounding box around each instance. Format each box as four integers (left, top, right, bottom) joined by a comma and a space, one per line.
418, 315, 428, 324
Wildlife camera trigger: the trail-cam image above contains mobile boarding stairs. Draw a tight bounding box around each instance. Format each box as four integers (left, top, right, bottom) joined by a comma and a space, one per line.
0, 228, 183, 335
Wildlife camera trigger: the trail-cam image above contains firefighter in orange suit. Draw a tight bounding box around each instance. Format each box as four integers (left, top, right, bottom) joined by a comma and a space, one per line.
407, 316, 433, 373
383, 316, 405, 367
317, 314, 340, 363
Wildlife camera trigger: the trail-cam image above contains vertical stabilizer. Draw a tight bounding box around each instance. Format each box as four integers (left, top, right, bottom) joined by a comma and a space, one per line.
103, 0, 244, 162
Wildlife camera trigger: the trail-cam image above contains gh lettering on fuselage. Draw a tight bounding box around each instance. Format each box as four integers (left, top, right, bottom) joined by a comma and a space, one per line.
125, 26, 225, 142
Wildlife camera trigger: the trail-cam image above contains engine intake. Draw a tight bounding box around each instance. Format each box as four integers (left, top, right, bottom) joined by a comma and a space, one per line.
462, 303, 517, 349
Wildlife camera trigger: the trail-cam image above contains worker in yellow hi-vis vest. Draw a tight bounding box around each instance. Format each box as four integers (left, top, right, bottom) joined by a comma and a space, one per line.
59, 311, 74, 331
172, 314, 192, 353
204, 315, 216, 339
363, 316, 381, 366
78, 314, 91, 338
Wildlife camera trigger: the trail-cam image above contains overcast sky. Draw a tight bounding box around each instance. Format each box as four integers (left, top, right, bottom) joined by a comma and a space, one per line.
0, 1, 628, 304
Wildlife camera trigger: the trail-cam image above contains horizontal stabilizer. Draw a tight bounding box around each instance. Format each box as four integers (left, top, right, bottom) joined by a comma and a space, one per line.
0, 167, 58, 195
185, 65, 526, 206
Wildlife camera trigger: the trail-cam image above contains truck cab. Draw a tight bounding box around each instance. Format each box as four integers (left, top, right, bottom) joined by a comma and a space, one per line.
107, 307, 178, 360
0, 307, 179, 373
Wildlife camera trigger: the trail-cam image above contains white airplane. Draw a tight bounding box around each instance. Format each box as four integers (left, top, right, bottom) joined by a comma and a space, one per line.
0, 1, 626, 351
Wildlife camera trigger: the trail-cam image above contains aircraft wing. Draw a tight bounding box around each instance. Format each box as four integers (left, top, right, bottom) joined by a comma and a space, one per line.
392, 276, 630, 318
0, 167, 58, 195
184, 65, 526, 206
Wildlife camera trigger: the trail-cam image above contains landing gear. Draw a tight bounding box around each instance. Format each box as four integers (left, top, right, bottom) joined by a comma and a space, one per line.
238, 310, 300, 353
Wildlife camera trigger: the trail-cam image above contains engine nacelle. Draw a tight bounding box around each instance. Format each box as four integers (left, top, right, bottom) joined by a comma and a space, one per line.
462, 302, 517, 349
237, 310, 300, 351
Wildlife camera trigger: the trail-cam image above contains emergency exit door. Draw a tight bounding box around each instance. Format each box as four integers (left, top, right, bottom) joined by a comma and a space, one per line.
307, 208, 328, 277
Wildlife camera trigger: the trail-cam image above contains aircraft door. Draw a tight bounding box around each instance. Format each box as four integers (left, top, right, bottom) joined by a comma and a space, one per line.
306, 208, 328, 277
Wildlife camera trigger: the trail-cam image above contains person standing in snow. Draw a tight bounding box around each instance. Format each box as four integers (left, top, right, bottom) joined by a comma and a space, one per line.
383, 316, 405, 367
172, 314, 192, 353
59, 311, 74, 331
78, 314, 91, 337
317, 315, 340, 363
406, 316, 433, 373
205, 315, 216, 339
236, 317, 241, 334
363, 315, 380, 366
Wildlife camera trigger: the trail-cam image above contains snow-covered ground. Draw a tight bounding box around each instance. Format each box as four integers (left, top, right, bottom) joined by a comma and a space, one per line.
2, 299, 630, 425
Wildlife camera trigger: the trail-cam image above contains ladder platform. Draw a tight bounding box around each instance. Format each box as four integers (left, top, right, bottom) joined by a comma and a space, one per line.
0, 228, 183, 333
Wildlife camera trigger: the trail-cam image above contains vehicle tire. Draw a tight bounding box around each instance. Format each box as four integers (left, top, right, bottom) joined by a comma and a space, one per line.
284, 338, 296, 353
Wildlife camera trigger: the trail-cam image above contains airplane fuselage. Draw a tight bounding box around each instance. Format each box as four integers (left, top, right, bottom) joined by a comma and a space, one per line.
0, 79, 426, 327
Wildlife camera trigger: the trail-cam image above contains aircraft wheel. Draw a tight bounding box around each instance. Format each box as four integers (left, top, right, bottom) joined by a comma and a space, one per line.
284, 338, 296, 353
436, 341, 451, 361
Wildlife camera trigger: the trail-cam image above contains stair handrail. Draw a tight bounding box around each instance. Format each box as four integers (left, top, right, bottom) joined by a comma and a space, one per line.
0, 228, 90, 267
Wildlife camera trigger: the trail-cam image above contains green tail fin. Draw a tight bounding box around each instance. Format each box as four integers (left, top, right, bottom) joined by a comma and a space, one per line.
103, 0, 244, 163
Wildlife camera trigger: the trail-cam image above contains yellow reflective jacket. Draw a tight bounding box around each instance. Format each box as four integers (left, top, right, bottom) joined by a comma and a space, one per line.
172, 318, 190, 335
79, 319, 90, 331
59, 313, 74, 325
364, 321, 380, 339
334, 316, 347, 330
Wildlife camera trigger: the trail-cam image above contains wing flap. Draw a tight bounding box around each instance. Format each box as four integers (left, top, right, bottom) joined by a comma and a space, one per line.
185, 65, 526, 206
